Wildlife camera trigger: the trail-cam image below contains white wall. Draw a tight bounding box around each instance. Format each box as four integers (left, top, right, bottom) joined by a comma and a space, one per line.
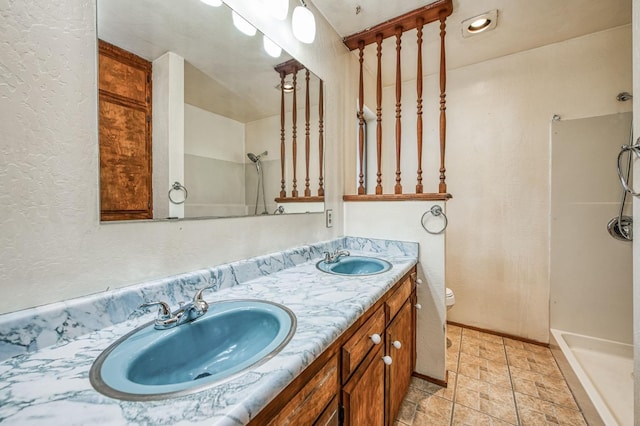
345, 201, 447, 381
0, 0, 350, 314
184, 104, 247, 217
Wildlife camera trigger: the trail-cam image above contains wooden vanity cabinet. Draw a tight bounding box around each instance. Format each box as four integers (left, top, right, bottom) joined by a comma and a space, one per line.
386, 298, 414, 422
252, 267, 417, 426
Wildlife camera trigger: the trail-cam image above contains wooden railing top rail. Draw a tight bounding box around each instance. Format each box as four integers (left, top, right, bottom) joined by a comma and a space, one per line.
343, 0, 453, 50
343, 193, 451, 202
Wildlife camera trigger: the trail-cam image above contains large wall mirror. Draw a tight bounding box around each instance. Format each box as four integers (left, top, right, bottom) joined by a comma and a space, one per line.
97, 0, 325, 221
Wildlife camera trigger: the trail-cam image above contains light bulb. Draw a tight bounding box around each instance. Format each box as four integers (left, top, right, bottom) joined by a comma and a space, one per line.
232, 11, 257, 36
263, 36, 282, 58
200, 0, 222, 6
292, 5, 315, 44
264, 0, 289, 20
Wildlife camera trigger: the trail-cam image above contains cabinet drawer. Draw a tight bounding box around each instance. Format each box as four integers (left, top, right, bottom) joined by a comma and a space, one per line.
341, 305, 385, 383
386, 277, 413, 324
268, 354, 338, 425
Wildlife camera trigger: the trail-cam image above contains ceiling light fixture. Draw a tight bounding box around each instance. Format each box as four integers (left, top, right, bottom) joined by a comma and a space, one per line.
461, 10, 498, 38
264, 0, 289, 20
275, 82, 295, 93
232, 11, 257, 36
200, 0, 222, 6
292, 0, 316, 44
263, 36, 282, 58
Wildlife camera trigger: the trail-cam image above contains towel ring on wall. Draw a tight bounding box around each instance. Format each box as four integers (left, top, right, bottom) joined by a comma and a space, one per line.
421, 205, 448, 234
617, 140, 640, 196
168, 181, 188, 204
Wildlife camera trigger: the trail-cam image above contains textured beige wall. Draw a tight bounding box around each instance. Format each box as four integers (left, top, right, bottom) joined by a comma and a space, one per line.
0, 0, 350, 314
445, 26, 632, 342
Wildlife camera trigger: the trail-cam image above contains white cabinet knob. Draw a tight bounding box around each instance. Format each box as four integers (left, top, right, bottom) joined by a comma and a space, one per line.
392, 340, 402, 349
415, 303, 422, 310
416, 278, 423, 285
370, 333, 382, 345
382, 355, 393, 365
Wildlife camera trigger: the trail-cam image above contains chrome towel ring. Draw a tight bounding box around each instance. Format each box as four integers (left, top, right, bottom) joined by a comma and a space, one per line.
421, 205, 448, 234
168, 181, 188, 204
617, 140, 640, 196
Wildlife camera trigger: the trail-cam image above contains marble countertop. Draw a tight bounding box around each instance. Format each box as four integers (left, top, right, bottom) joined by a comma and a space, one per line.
0, 240, 417, 425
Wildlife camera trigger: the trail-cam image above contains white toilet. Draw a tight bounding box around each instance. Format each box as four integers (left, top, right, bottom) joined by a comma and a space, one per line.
446, 287, 455, 347
446, 287, 455, 311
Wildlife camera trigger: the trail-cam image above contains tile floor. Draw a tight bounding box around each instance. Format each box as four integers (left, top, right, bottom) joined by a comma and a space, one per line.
395, 324, 587, 425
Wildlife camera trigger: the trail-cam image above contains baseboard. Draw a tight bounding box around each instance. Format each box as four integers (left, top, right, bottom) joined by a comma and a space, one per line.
447, 321, 549, 347
412, 370, 448, 387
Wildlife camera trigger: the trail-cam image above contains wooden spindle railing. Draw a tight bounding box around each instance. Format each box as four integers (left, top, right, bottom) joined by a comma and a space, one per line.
416, 18, 424, 194
274, 59, 324, 204
357, 40, 366, 195
375, 34, 383, 195
343, 0, 453, 202
318, 79, 324, 196
279, 70, 286, 198
291, 68, 298, 198
394, 26, 402, 195
304, 69, 311, 197
438, 14, 448, 194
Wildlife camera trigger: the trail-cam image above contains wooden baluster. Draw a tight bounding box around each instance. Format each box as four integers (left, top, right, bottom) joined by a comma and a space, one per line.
416, 18, 424, 194
357, 40, 366, 195
279, 71, 286, 198
304, 69, 311, 197
292, 69, 298, 197
438, 15, 447, 193
394, 26, 402, 194
375, 33, 383, 195
318, 79, 324, 196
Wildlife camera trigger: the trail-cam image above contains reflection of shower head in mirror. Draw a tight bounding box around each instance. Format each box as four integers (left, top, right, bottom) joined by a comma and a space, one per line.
247, 151, 268, 163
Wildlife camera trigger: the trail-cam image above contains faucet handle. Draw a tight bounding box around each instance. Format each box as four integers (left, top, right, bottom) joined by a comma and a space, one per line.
138, 301, 172, 320
192, 284, 215, 313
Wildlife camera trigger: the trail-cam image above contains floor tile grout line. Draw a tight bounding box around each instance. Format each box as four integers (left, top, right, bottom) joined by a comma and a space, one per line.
502, 336, 523, 426
448, 327, 463, 426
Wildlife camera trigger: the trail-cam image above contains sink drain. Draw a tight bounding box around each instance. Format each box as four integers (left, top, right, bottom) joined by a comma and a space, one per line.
194, 372, 212, 381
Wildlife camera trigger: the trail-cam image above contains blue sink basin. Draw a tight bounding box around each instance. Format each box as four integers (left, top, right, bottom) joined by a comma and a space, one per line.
90, 299, 296, 401
316, 256, 392, 276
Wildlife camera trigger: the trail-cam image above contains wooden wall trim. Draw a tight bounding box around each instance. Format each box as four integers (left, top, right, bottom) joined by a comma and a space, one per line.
447, 321, 550, 347
412, 371, 448, 388
343, 0, 453, 50
343, 193, 452, 202
275, 196, 324, 203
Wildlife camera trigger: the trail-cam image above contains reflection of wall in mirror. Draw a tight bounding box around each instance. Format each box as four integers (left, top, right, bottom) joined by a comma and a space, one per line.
184, 104, 248, 217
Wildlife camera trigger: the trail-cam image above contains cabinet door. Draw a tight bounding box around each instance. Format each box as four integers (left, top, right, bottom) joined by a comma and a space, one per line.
98, 40, 153, 221
342, 344, 385, 426
387, 299, 413, 423
267, 355, 338, 426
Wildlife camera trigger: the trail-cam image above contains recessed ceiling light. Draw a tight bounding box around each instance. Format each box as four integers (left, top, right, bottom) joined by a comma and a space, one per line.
461, 10, 498, 38
468, 18, 491, 33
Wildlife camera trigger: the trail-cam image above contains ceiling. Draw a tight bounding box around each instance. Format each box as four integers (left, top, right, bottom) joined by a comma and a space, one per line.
98, 0, 632, 122
313, 0, 632, 78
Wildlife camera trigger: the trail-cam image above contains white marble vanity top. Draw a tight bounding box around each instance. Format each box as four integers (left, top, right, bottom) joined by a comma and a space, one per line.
0, 237, 418, 425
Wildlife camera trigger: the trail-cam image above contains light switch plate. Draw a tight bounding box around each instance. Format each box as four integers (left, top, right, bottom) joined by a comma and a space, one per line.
326, 209, 333, 228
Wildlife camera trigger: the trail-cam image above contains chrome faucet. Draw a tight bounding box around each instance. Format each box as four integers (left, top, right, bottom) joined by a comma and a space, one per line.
323, 248, 350, 264
138, 285, 214, 330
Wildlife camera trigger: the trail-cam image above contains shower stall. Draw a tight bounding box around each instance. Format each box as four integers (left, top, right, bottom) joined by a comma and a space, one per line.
550, 111, 633, 425
247, 151, 269, 215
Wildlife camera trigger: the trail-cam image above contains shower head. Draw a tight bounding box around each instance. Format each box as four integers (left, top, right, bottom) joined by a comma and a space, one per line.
247, 151, 268, 163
